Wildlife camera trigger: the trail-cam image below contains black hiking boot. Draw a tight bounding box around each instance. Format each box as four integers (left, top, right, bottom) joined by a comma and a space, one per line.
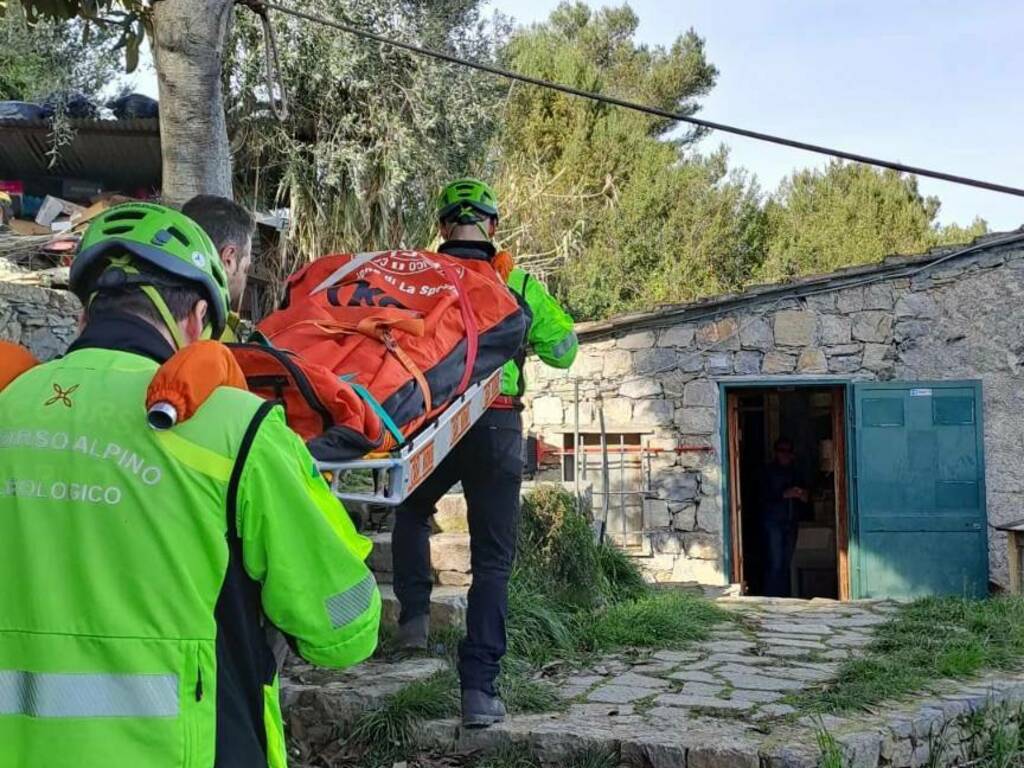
461, 689, 507, 729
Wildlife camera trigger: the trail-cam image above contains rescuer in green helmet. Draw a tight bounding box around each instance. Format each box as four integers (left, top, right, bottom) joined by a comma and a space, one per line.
392, 178, 577, 728
0, 202, 380, 767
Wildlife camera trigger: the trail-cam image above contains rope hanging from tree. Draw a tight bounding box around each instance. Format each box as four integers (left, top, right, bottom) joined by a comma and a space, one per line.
236, 0, 289, 122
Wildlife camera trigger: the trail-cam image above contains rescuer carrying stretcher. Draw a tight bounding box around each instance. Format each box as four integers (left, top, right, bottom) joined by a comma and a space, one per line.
0, 202, 380, 768
392, 178, 578, 727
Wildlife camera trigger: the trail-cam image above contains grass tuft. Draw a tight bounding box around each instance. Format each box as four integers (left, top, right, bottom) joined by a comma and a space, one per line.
582, 590, 729, 651
473, 743, 543, 768
794, 596, 1024, 714
497, 657, 564, 714
815, 726, 846, 768
345, 668, 459, 761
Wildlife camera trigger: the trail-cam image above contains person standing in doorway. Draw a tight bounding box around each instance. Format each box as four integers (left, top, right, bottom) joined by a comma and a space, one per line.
181, 194, 256, 342
760, 437, 809, 597
391, 178, 577, 727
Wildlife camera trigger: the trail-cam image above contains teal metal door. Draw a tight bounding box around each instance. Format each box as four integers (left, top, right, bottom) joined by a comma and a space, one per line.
852, 382, 987, 598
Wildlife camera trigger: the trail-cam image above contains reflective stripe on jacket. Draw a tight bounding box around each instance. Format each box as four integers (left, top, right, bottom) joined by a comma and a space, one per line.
0, 346, 379, 767
501, 267, 578, 397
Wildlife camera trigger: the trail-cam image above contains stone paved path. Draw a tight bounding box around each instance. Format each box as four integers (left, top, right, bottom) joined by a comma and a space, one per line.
560, 597, 892, 722
282, 598, 1024, 767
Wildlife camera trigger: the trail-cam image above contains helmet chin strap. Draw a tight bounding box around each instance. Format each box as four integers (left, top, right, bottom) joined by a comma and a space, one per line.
140, 285, 189, 350
90, 257, 204, 351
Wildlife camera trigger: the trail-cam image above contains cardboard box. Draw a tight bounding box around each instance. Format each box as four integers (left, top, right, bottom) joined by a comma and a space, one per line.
9, 219, 52, 236
69, 195, 134, 230
35, 195, 84, 227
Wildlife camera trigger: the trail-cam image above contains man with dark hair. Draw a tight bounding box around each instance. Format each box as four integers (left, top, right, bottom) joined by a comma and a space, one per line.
760, 437, 809, 597
0, 202, 380, 767
181, 194, 257, 341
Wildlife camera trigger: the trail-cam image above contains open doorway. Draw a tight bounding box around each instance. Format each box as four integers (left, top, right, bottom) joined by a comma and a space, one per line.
726, 385, 850, 600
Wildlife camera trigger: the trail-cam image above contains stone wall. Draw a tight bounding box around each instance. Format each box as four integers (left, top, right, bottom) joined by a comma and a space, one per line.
0, 281, 80, 360
522, 242, 1024, 589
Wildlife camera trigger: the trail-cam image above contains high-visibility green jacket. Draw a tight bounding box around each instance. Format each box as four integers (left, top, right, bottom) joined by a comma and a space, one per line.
502, 267, 578, 397
0, 342, 380, 767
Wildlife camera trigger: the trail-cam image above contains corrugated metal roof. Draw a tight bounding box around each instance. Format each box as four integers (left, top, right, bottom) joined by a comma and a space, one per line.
0, 118, 161, 192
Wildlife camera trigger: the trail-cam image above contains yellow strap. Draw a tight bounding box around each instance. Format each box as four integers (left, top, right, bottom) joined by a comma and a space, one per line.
155, 430, 233, 482
140, 285, 188, 350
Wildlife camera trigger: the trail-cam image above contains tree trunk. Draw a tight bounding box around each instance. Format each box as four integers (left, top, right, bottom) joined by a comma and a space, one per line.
152, 0, 234, 204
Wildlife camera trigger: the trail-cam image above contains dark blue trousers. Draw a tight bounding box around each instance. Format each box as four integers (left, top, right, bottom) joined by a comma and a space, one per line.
762, 510, 798, 597
392, 409, 523, 695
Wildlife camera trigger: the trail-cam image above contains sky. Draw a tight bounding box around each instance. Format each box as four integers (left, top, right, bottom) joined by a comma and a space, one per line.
135, 0, 1023, 230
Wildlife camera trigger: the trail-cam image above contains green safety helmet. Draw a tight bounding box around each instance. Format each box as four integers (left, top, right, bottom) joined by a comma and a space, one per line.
437, 177, 499, 224
71, 202, 230, 345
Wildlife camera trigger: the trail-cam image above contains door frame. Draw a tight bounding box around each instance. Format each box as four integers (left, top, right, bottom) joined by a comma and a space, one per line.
719, 378, 855, 600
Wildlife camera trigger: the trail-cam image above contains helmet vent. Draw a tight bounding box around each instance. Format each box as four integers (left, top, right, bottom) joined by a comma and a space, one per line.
104, 209, 147, 222
167, 226, 190, 247
103, 225, 134, 235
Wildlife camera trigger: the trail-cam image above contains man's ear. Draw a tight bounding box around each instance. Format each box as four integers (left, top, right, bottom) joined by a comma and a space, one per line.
220, 245, 238, 275
181, 299, 209, 344
439, 222, 451, 240
487, 219, 498, 238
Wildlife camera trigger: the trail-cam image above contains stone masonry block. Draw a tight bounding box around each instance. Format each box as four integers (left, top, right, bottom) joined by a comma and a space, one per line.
573, 353, 604, 378
773, 310, 816, 347
635, 347, 677, 375
617, 330, 656, 349
696, 317, 740, 350
601, 397, 633, 425
895, 291, 939, 319
619, 378, 662, 398
696, 496, 722, 532
654, 470, 700, 502
740, 316, 774, 350
675, 406, 717, 435
819, 314, 852, 345
671, 555, 725, 585
634, 399, 675, 426
735, 351, 762, 375
602, 349, 633, 378
762, 350, 796, 374
797, 348, 827, 373
836, 287, 865, 313
430, 533, 471, 573
659, 324, 695, 348
644, 497, 672, 528
862, 283, 894, 310
683, 379, 718, 407
706, 352, 733, 375
852, 311, 894, 343
861, 343, 892, 371
683, 532, 720, 560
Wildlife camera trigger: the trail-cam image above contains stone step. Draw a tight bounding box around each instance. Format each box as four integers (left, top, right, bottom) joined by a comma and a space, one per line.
368, 531, 472, 587
378, 584, 469, 630
432, 493, 469, 533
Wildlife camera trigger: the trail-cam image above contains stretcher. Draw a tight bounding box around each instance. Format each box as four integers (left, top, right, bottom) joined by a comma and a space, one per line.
141, 341, 506, 508
317, 368, 503, 506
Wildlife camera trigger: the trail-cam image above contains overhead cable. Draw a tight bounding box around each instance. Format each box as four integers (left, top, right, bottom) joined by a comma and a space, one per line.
262, 1, 1024, 199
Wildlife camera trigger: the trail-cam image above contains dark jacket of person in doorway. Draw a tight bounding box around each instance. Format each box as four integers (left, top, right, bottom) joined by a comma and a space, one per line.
760, 437, 809, 597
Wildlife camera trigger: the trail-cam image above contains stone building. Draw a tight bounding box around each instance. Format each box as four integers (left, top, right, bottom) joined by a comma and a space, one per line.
522, 231, 1024, 600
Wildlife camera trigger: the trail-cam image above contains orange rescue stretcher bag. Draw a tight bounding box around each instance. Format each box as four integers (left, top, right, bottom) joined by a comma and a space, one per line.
231, 250, 527, 461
